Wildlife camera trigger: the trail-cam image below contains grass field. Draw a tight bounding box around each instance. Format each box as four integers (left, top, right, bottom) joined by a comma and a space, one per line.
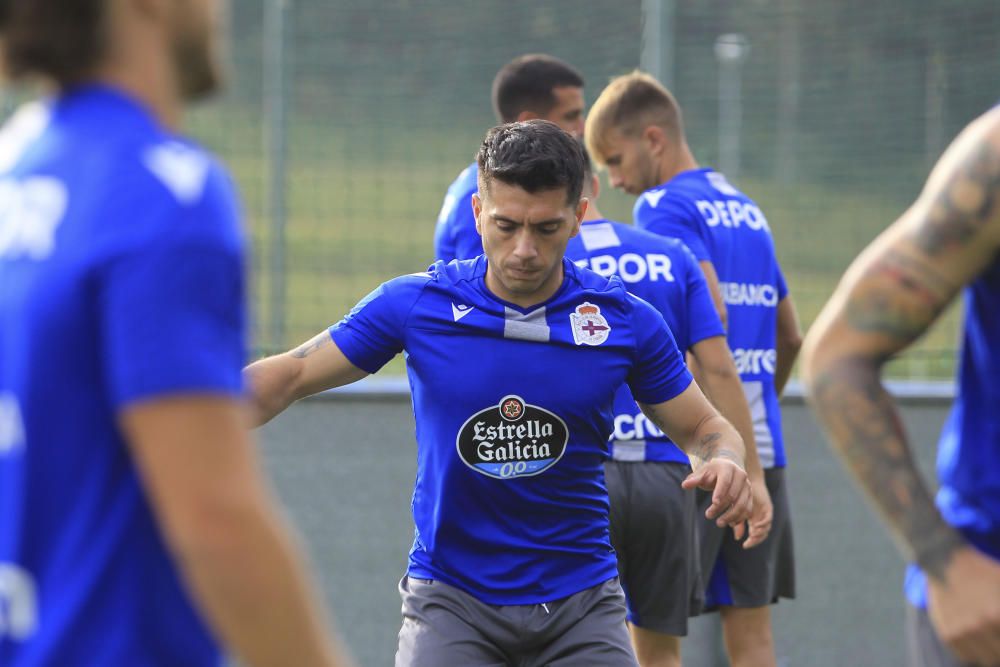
190, 107, 961, 381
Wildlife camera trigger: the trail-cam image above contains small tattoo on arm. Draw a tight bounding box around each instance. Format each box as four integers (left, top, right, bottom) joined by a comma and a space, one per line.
291, 333, 330, 358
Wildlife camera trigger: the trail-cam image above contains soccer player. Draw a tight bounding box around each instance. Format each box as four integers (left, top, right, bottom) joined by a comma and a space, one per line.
564, 152, 772, 667
802, 107, 1000, 666
0, 2, 353, 666
246, 120, 754, 667
434, 53, 585, 262
585, 72, 802, 667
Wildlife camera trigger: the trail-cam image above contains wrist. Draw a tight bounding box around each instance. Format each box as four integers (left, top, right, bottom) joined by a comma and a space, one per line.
914, 527, 967, 583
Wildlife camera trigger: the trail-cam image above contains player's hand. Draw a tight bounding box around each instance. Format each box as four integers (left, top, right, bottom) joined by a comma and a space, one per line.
741, 474, 773, 549
927, 546, 1000, 666
682, 458, 752, 539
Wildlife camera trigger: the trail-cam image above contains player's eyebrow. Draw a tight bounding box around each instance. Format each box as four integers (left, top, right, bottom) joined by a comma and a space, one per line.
492, 215, 565, 227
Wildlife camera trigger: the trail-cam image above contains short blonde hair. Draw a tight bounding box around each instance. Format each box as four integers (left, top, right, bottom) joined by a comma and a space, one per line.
585, 71, 685, 166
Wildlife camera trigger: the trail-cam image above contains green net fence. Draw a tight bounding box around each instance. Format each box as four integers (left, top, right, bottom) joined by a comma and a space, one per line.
186, 1, 1000, 378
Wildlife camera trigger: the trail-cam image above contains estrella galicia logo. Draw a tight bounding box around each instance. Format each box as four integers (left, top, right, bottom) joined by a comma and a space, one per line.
456, 395, 569, 480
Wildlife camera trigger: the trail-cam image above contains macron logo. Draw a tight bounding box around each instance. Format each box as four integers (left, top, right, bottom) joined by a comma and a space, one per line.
642, 189, 666, 208
451, 303, 474, 322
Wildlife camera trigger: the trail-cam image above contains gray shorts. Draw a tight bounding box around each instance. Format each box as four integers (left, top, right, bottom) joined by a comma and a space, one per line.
606, 460, 701, 635
395, 576, 638, 667
697, 467, 795, 610
906, 602, 973, 667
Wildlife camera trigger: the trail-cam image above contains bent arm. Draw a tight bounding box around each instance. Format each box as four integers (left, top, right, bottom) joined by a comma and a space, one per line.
638, 382, 751, 528
802, 108, 1000, 580
689, 335, 762, 483
244, 331, 369, 427
122, 396, 355, 667
774, 295, 802, 397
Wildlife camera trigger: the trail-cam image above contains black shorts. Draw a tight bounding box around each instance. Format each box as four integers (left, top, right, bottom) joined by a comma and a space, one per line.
697, 467, 795, 610
606, 460, 702, 635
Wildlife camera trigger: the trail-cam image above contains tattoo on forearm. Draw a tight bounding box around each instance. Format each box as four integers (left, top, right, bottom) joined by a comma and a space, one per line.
916, 139, 1000, 254
291, 333, 330, 358
845, 249, 953, 348
810, 358, 965, 581
691, 431, 741, 466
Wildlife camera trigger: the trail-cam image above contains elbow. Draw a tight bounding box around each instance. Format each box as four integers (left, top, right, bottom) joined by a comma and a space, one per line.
779, 330, 803, 357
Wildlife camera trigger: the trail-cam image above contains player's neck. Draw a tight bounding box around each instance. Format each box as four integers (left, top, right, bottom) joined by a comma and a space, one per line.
485, 264, 566, 309
93, 36, 184, 131
657, 143, 699, 187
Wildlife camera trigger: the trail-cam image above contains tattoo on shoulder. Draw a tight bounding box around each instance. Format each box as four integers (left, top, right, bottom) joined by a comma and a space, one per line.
917, 138, 1000, 255
291, 333, 330, 358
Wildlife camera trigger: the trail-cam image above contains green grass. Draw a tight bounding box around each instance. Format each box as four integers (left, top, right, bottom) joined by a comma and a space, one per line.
188, 106, 961, 381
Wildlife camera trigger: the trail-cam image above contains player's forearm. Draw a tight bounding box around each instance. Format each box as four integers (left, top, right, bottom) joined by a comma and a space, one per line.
805, 354, 965, 580
698, 363, 763, 481
680, 413, 746, 473
243, 355, 302, 427
173, 496, 355, 667
774, 337, 801, 398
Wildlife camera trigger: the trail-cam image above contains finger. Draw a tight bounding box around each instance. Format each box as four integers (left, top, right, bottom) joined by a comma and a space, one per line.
681, 469, 708, 491
743, 516, 771, 549
708, 469, 737, 521
731, 521, 746, 542
715, 496, 747, 527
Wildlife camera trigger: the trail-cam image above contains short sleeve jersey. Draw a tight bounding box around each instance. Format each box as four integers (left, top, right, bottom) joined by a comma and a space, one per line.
330, 257, 693, 604
635, 168, 789, 468
433, 162, 482, 261
0, 86, 245, 666
565, 219, 724, 464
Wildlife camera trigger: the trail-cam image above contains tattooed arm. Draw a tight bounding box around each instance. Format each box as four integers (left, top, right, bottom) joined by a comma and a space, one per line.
802, 108, 1000, 663
639, 381, 753, 534
244, 332, 369, 427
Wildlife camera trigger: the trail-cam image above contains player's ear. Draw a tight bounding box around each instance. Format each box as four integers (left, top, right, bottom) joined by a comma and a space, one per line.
472, 193, 483, 236
644, 125, 666, 157
571, 198, 587, 238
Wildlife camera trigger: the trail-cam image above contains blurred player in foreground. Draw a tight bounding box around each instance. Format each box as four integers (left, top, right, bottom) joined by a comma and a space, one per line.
434, 53, 585, 261
0, 1, 354, 665
803, 107, 1000, 667
246, 120, 754, 667
564, 150, 770, 667
586, 71, 801, 667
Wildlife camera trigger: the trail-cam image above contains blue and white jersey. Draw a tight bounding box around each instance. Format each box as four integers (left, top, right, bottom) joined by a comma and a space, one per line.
0, 86, 245, 666
565, 219, 724, 464
635, 168, 789, 468
906, 258, 1000, 608
433, 161, 482, 261
330, 257, 692, 604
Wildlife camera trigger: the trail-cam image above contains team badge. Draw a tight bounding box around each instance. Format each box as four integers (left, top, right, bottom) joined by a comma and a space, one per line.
570, 302, 611, 346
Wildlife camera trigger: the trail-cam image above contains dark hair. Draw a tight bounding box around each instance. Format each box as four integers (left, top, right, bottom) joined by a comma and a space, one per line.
578, 140, 594, 186
0, 0, 106, 87
477, 120, 586, 205
491, 54, 584, 123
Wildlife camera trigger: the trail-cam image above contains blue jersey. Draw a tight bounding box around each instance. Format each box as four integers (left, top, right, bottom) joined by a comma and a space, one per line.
329, 257, 692, 604
433, 162, 481, 261
906, 259, 1000, 607
635, 168, 789, 468
565, 219, 724, 464
0, 86, 245, 666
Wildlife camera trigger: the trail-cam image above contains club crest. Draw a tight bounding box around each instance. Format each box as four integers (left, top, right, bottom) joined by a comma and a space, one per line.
570, 302, 611, 346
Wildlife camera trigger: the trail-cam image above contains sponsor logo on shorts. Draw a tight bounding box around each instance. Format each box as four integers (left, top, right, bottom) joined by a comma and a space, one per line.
720, 281, 779, 307
570, 302, 611, 346
456, 395, 569, 479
